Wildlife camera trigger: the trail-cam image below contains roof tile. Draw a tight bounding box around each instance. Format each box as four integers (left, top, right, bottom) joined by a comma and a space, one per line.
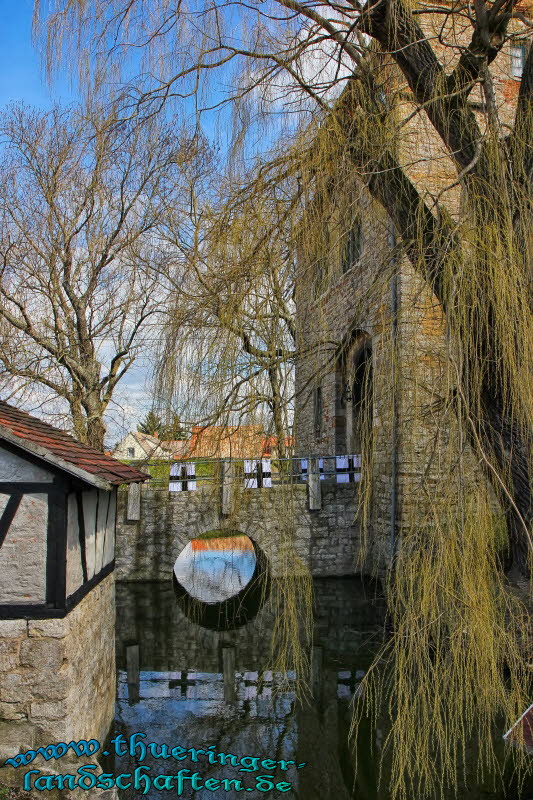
0, 401, 149, 486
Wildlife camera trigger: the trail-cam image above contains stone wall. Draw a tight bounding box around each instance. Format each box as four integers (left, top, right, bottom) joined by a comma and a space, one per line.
294, 193, 397, 573
0, 574, 115, 764
116, 482, 365, 581
293, 24, 520, 570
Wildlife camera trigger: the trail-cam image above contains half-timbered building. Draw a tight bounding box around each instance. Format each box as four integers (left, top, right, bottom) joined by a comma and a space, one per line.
0, 400, 148, 618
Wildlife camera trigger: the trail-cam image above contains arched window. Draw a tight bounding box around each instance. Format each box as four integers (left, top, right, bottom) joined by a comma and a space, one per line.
335, 331, 373, 455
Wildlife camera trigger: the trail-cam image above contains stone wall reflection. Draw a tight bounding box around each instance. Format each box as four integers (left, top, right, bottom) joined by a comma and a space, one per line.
115, 578, 385, 674
109, 578, 387, 800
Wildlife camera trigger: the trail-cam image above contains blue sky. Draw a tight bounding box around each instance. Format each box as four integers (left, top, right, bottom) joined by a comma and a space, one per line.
0, 3, 290, 447
0, 1, 158, 445
0, 0, 77, 109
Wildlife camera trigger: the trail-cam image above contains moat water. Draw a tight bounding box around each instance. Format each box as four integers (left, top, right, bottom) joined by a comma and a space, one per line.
106, 550, 533, 799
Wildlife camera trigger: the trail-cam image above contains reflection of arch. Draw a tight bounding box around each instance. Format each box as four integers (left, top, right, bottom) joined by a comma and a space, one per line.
335, 331, 373, 455
172, 534, 270, 632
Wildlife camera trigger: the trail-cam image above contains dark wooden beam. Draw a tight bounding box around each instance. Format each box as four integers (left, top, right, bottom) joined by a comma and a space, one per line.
0, 493, 22, 549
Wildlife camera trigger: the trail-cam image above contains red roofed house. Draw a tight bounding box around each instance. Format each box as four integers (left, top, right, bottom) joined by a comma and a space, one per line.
0, 400, 148, 767
184, 425, 291, 459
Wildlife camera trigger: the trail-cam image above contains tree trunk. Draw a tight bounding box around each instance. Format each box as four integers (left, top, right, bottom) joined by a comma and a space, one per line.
268, 365, 287, 459
86, 415, 106, 452
70, 393, 88, 444
83, 393, 107, 451
477, 385, 533, 577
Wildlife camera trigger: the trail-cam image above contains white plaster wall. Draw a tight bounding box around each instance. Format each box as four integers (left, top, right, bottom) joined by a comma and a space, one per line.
82, 490, 97, 580
113, 433, 143, 459
0, 493, 47, 604
66, 492, 83, 598
66, 488, 115, 596
0, 447, 54, 482
95, 489, 111, 573
102, 490, 116, 567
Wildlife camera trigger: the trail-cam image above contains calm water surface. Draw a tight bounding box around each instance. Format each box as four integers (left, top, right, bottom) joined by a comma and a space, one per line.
106, 567, 533, 799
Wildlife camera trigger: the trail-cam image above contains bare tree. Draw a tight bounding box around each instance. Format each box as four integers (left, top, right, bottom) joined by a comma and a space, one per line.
32, 3, 533, 798
0, 102, 194, 449
155, 179, 297, 456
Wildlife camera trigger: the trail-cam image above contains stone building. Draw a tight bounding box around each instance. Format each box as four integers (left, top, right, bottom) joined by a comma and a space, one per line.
0, 401, 147, 771
294, 25, 525, 573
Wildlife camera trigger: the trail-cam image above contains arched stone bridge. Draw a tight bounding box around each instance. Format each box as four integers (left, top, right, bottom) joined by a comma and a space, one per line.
116, 475, 365, 581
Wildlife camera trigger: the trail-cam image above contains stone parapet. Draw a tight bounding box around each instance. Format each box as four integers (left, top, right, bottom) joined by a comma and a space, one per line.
116, 483, 368, 581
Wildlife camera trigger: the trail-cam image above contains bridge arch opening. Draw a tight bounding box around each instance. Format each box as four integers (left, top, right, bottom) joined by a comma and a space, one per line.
172, 531, 270, 631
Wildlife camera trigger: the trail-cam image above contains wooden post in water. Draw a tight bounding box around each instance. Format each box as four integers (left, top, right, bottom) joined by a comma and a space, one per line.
311, 645, 323, 700
126, 643, 140, 703
308, 458, 322, 510
222, 645, 236, 702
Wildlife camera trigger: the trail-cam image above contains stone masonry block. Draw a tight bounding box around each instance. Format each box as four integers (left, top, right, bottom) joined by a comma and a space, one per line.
28, 619, 68, 639
31, 672, 69, 702
30, 701, 67, 721
0, 701, 26, 721
20, 639, 65, 670
0, 640, 21, 671
0, 672, 32, 704
0, 620, 27, 638
0, 719, 35, 758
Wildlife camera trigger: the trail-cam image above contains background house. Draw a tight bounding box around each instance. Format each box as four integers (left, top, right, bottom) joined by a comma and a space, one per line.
113, 431, 188, 461
184, 425, 286, 459
114, 425, 291, 462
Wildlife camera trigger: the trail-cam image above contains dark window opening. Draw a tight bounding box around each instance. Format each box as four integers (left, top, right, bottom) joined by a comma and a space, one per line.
350, 340, 373, 453
127, 447, 135, 459
342, 222, 363, 274
335, 333, 373, 455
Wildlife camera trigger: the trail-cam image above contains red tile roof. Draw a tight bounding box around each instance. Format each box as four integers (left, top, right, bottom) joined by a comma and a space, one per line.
0, 401, 149, 486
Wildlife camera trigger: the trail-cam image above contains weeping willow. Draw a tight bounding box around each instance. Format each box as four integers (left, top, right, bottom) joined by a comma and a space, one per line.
153, 82, 533, 796
293, 58, 533, 800
193, 53, 533, 798
306, 43, 533, 800
34, 0, 533, 797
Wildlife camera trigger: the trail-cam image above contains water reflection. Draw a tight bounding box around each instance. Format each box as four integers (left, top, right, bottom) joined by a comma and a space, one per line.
108, 580, 533, 799
109, 578, 385, 799
173, 534, 256, 603
172, 533, 270, 631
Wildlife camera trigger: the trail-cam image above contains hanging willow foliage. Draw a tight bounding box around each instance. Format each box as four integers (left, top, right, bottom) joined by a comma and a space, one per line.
33, 0, 533, 797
